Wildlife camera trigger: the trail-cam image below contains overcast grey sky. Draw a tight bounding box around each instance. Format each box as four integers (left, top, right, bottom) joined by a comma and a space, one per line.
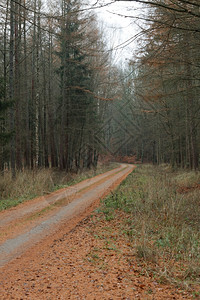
90, 1, 142, 64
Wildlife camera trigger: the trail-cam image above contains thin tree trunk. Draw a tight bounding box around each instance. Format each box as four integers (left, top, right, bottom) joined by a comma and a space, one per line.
184, 33, 198, 170
9, 0, 15, 178
15, 0, 22, 170
23, 0, 30, 168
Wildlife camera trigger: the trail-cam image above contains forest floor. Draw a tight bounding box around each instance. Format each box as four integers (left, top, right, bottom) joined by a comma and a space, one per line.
0, 164, 199, 299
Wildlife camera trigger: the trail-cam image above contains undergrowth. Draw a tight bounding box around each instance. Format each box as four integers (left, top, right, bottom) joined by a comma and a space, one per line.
99, 164, 200, 291
0, 162, 118, 211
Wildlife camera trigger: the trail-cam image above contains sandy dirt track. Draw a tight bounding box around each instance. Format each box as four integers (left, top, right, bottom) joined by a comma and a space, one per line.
0, 164, 134, 267
0, 164, 194, 299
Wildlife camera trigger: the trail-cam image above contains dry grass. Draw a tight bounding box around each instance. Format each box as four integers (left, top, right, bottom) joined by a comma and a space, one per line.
99, 164, 200, 291
0, 163, 118, 211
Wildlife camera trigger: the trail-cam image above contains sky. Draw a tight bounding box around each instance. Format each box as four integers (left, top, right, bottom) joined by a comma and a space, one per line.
88, 0, 143, 65
43, 0, 144, 65
44, 0, 144, 65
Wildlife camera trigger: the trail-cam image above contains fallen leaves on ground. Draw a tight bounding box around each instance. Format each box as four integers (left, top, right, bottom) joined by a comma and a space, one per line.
0, 209, 195, 299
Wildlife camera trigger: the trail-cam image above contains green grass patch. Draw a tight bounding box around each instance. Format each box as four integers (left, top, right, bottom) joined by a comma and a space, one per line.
99, 164, 200, 289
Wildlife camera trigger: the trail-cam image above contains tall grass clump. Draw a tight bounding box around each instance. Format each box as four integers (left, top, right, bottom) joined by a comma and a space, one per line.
101, 164, 200, 289
0, 162, 119, 211
0, 169, 69, 210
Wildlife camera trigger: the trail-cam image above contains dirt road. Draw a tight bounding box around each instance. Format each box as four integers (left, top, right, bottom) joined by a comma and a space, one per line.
0, 163, 134, 267
0, 164, 194, 299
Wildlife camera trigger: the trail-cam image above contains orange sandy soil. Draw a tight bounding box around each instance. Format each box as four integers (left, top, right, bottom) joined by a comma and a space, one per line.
0, 210, 195, 299
0, 164, 132, 245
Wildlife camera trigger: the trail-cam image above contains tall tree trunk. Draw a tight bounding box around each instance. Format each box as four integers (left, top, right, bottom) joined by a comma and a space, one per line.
35, 0, 40, 167
15, 0, 22, 169
48, 24, 57, 167
23, 0, 30, 168
184, 33, 198, 170
9, 0, 15, 178
0, 0, 9, 172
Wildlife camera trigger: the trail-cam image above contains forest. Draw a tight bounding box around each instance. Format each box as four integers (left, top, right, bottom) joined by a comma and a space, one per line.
0, 0, 199, 177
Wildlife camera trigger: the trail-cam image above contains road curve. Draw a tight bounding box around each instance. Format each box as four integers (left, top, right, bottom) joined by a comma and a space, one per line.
0, 164, 135, 267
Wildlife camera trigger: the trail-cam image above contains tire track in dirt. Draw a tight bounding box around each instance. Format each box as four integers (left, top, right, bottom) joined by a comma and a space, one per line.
0, 165, 130, 243
0, 165, 129, 243
0, 165, 123, 228
0, 164, 135, 267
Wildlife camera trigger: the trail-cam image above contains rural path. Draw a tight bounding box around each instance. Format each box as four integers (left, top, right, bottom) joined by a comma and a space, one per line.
0, 164, 193, 299
0, 163, 134, 267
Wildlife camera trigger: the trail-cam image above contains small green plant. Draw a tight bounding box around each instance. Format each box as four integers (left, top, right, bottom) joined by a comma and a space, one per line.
192, 291, 200, 299
104, 240, 118, 252
86, 249, 102, 264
